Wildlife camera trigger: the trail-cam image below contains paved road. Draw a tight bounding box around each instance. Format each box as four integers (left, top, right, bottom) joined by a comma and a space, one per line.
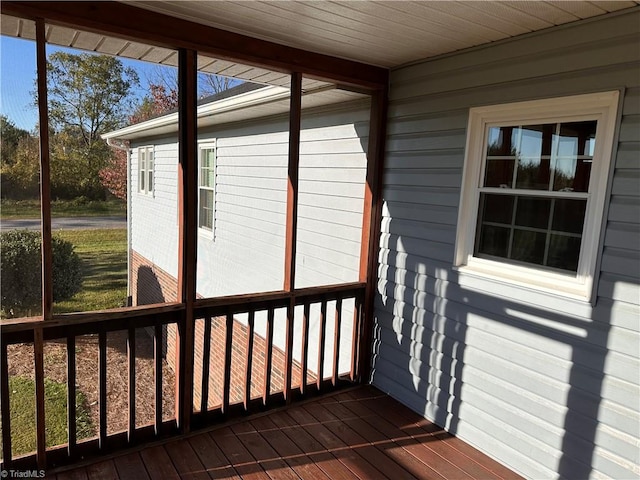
1, 216, 127, 231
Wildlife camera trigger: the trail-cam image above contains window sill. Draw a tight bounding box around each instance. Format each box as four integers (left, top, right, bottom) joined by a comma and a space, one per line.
454, 257, 593, 303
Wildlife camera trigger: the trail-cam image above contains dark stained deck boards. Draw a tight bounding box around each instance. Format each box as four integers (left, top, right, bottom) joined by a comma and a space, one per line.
188, 432, 242, 480
50, 386, 523, 480
249, 415, 333, 480
85, 460, 119, 480
268, 410, 360, 480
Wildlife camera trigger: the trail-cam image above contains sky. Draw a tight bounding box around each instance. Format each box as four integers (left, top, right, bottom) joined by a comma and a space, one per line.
0, 35, 175, 132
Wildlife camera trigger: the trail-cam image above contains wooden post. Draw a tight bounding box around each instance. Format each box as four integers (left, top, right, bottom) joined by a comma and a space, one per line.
357, 85, 389, 382
176, 48, 198, 432
35, 18, 52, 321
34, 18, 50, 470
283, 72, 302, 292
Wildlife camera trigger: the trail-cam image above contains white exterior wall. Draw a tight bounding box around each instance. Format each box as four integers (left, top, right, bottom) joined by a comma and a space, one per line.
130, 138, 179, 286
374, 9, 640, 480
131, 101, 369, 374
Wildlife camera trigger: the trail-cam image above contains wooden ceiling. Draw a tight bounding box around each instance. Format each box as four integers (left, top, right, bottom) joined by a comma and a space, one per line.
126, 1, 640, 68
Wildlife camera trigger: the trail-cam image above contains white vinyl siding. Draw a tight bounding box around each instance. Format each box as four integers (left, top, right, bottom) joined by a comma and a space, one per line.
131, 102, 369, 377
376, 9, 639, 480
130, 141, 179, 279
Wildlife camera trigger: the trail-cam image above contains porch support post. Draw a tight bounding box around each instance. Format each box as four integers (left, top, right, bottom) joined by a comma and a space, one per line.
35, 18, 53, 320
34, 18, 51, 469
357, 84, 389, 382
284, 72, 302, 292
176, 48, 198, 432
283, 72, 302, 402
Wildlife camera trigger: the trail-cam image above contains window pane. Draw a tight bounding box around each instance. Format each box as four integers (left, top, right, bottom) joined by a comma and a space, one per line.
479, 193, 514, 225
487, 126, 517, 156
140, 168, 145, 191
514, 124, 554, 190
476, 224, 510, 258
553, 158, 591, 192
147, 170, 153, 193
199, 189, 213, 230
557, 121, 597, 157
552, 199, 586, 234
515, 197, 551, 229
484, 159, 514, 188
553, 121, 596, 192
547, 235, 581, 272
519, 124, 554, 157
511, 229, 546, 265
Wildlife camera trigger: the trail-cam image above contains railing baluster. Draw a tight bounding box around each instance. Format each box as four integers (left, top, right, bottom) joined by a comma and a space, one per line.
300, 302, 310, 395
332, 298, 342, 386
200, 316, 212, 414
317, 300, 327, 391
127, 328, 136, 443
244, 310, 255, 411
67, 336, 77, 456
154, 323, 163, 436
263, 308, 274, 406
1, 336, 12, 465
284, 300, 294, 404
350, 294, 362, 382
222, 314, 233, 413
34, 328, 46, 468
98, 330, 107, 449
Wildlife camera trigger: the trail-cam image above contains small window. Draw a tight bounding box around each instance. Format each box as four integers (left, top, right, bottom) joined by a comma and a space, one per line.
138, 146, 154, 195
455, 92, 619, 299
198, 143, 216, 232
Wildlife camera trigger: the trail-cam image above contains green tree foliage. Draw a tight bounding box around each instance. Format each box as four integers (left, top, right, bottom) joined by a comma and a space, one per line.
44, 52, 139, 200
1, 230, 82, 318
99, 84, 179, 200
1, 134, 40, 199
0, 116, 38, 199
0, 115, 30, 166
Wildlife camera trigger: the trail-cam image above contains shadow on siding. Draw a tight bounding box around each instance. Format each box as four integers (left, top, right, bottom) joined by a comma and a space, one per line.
370, 207, 613, 479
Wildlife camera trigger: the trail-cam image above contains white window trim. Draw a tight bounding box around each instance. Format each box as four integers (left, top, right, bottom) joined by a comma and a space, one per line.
137, 145, 154, 196
198, 140, 217, 238
454, 91, 619, 300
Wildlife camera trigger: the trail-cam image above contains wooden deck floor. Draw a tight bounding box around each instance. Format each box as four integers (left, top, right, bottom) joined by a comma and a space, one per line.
52, 386, 523, 480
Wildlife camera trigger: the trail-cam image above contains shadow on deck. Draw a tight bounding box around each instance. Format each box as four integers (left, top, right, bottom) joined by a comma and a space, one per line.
51, 386, 523, 480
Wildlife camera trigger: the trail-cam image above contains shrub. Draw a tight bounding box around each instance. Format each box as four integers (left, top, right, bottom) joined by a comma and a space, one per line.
1, 230, 82, 317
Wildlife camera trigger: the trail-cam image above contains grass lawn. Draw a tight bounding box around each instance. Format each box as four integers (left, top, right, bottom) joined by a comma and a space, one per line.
54, 228, 128, 313
5, 376, 93, 457
1, 199, 125, 219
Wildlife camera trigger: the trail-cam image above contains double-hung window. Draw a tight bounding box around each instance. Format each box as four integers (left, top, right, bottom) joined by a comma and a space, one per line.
138, 146, 154, 195
455, 91, 619, 299
199, 143, 216, 232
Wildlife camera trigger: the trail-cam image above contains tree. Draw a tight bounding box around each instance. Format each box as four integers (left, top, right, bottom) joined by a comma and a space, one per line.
1, 134, 40, 198
0, 115, 30, 167
44, 52, 139, 199
99, 83, 179, 200
148, 64, 236, 99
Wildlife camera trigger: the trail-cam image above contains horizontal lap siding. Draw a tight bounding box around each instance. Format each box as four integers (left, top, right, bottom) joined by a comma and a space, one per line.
374, 9, 640, 480
130, 104, 368, 379
130, 140, 179, 279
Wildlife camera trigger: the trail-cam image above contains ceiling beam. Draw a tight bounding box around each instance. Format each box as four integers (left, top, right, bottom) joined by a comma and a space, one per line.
1, 1, 389, 90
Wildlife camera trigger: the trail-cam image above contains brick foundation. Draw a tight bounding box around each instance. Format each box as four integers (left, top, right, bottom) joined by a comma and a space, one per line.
131, 250, 311, 410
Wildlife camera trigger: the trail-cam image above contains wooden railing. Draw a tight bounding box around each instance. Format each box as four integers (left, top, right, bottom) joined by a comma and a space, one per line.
0, 283, 365, 470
